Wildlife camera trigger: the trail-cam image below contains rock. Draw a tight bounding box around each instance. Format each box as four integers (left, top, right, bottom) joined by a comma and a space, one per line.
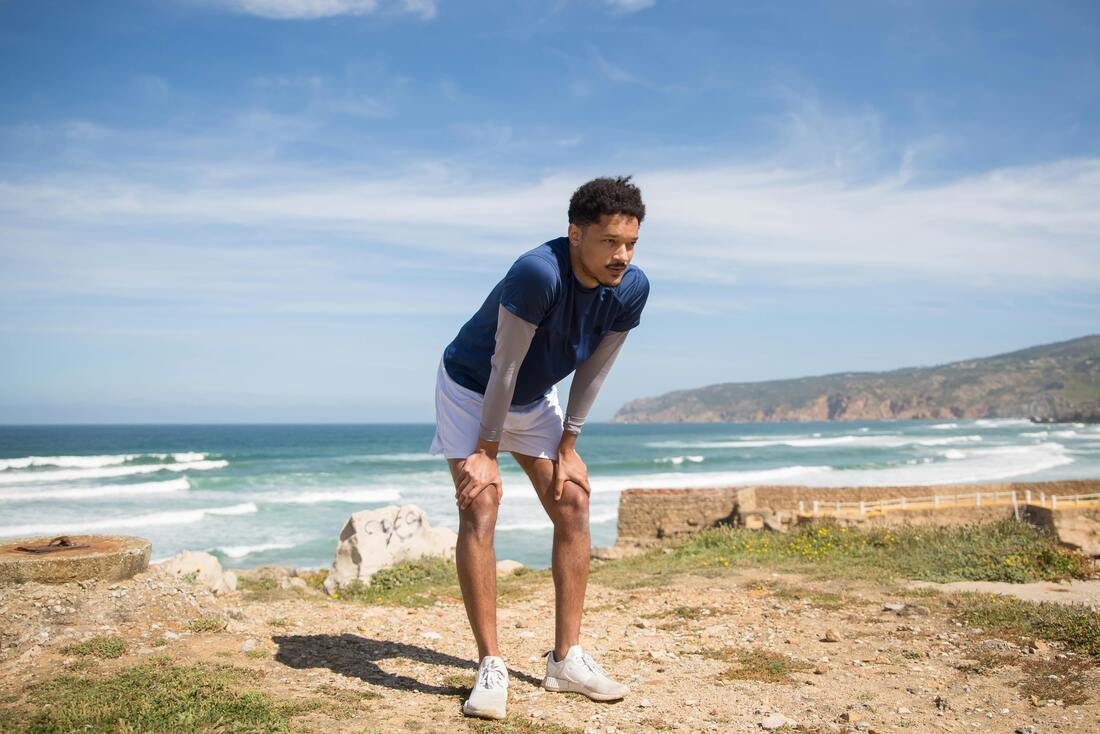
324, 505, 457, 594
898, 604, 930, 617
821, 629, 841, 643
1027, 638, 1052, 654
163, 630, 180, 641
639, 698, 652, 708
241, 638, 257, 652
154, 551, 235, 594
976, 638, 1018, 653
590, 544, 646, 560
760, 713, 795, 730
882, 602, 906, 613
814, 664, 828, 675
421, 631, 442, 640
496, 559, 524, 577
1015, 726, 1038, 734
1052, 513, 1100, 556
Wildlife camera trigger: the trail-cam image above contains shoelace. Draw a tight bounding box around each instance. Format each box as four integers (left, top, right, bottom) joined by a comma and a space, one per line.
579, 651, 608, 677
478, 660, 506, 689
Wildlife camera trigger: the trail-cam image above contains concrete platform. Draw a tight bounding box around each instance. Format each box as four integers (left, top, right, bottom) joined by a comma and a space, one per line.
0, 535, 151, 584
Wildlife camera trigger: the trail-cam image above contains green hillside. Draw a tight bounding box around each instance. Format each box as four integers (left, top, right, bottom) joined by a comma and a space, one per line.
612, 334, 1100, 424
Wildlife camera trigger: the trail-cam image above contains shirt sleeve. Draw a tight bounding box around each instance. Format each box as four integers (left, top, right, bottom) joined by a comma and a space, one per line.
478, 304, 537, 442
499, 254, 558, 326
609, 268, 650, 331
563, 329, 629, 435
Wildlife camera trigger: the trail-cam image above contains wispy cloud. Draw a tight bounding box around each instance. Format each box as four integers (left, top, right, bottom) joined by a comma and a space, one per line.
605, 0, 655, 14
4, 152, 1097, 290
201, 0, 437, 20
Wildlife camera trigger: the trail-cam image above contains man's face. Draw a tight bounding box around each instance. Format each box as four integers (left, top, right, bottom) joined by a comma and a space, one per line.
567, 213, 639, 288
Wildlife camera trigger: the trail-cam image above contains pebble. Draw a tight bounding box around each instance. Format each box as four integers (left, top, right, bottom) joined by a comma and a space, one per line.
760, 713, 795, 730
163, 631, 180, 641
639, 698, 653, 708
241, 638, 257, 652
882, 602, 905, 612
821, 629, 841, 643
420, 631, 442, 640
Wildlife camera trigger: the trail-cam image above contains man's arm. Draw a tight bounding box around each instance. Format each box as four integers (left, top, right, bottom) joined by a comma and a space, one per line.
562, 329, 629, 436
455, 304, 536, 509
551, 329, 629, 500
479, 304, 537, 443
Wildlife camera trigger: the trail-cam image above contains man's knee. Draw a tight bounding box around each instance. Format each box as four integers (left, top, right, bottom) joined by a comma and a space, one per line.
459, 487, 500, 540
553, 484, 590, 530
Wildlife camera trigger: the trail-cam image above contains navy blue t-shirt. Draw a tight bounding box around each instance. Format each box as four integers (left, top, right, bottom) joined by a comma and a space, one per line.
443, 236, 650, 407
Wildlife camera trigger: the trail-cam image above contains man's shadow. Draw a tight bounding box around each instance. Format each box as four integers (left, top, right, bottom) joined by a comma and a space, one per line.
272, 633, 543, 696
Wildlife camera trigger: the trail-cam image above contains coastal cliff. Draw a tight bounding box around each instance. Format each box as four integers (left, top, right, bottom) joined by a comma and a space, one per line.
613, 334, 1100, 424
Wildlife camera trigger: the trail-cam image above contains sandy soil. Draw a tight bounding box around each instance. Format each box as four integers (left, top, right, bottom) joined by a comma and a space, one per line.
2, 565, 1098, 733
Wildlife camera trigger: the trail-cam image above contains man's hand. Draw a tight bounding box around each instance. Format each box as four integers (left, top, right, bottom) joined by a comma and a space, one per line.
457, 442, 502, 510
552, 431, 590, 501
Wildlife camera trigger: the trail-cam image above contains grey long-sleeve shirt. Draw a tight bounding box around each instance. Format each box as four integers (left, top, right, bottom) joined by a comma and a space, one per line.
478, 304, 628, 443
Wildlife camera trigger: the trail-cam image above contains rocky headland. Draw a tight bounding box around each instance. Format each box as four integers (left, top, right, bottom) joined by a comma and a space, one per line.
613, 334, 1100, 424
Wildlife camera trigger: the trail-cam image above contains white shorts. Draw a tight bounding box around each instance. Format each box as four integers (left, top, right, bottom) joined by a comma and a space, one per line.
429, 355, 564, 460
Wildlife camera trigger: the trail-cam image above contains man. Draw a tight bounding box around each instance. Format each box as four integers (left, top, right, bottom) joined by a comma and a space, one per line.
428, 175, 650, 720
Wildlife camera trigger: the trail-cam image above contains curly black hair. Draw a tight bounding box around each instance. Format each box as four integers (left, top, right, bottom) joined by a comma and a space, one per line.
567, 175, 646, 227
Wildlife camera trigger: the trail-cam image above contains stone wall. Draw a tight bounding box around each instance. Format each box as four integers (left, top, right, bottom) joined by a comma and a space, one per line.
616, 487, 752, 545
613, 479, 1100, 546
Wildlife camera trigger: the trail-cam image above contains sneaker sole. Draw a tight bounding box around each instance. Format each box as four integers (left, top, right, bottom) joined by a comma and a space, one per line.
542, 675, 627, 702
462, 701, 506, 720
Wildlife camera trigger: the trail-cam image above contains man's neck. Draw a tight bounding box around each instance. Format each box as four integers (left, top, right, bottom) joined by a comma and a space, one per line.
567, 242, 600, 289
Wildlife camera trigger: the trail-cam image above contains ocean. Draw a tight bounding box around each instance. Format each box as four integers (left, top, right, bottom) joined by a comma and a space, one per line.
1, 420, 1098, 570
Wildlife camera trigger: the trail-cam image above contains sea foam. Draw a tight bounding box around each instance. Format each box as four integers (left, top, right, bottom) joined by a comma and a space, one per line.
0, 459, 228, 485
0, 452, 207, 471
0, 477, 191, 501
0, 501, 257, 538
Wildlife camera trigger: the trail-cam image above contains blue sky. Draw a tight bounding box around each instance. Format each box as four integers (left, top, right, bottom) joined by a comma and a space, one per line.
1, 0, 1098, 423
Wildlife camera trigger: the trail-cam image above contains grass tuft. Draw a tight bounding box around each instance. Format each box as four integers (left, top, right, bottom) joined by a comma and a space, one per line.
335, 557, 460, 607
61, 635, 125, 659
703, 646, 811, 683
946, 592, 1100, 658
0, 655, 328, 734
188, 615, 227, 633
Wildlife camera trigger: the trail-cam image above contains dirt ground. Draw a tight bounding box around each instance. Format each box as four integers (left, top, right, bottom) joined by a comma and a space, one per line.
1, 564, 1098, 734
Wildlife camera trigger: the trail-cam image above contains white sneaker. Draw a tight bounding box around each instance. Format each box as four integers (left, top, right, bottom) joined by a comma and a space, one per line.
542, 645, 629, 701
462, 655, 508, 720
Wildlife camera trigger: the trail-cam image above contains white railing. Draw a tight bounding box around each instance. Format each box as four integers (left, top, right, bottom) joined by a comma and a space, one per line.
797, 490, 1100, 517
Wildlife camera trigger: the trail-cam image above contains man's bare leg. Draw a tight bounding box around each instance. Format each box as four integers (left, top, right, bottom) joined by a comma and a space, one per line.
510, 452, 590, 662
448, 457, 501, 659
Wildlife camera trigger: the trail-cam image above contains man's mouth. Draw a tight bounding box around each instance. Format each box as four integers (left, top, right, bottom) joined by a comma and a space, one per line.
608, 265, 626, 274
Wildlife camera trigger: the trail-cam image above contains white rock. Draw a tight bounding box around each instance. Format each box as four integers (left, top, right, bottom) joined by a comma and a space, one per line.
241, 638, 257, 652
421, 631, 442, 640
496, 559, 525, 576
154, 551, 236, 594
324, 505, 457, 594
761, 713, 795, 730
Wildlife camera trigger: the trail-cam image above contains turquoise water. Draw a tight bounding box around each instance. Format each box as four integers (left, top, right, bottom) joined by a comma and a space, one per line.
1, 420, 1097, 569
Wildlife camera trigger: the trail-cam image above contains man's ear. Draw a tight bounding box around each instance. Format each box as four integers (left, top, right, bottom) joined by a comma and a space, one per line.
567, 222, 581, 247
